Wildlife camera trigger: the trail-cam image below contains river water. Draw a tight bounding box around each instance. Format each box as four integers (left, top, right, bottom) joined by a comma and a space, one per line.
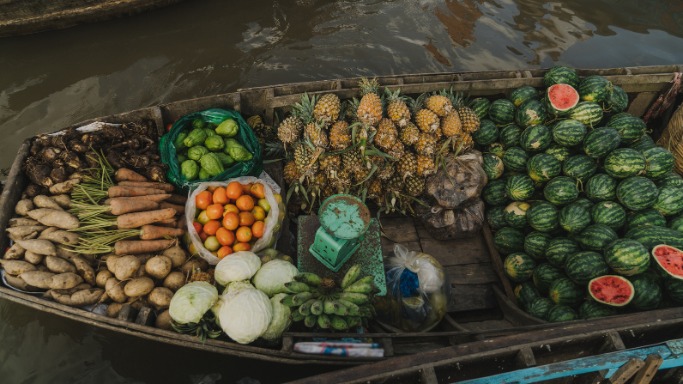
1, 0, 683, 383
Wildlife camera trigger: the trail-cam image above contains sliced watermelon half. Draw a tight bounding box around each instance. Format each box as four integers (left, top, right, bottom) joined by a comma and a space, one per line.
588, 275, 634, 307
652, 244, 683, 280
547, 84, 580, 114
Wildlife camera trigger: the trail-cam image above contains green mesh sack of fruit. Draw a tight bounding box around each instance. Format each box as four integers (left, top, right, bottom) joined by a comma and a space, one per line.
159, 108, 262, 190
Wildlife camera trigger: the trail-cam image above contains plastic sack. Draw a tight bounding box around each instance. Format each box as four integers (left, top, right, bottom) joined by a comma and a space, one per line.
159, 108, 263, 190
185, 175, 284, 265
425, 150, 487, 209
373, 243, 449, 332
418, 198, 485, 240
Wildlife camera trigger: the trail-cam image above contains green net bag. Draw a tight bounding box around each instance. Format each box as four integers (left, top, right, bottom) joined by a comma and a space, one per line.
159, 108, 262, 190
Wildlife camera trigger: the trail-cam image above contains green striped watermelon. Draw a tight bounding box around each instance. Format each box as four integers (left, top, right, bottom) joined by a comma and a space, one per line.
504, 252, 537, 282
604, 239, 650, 276
652, 245, 683, 281
591, 201, 626, 231
578, 75, 612, 104
657, 172, 683, 189
666, 278, 683, 303
653, 185, 683, 217
577, 224, 618, 251
546, 83, 579, 116
670, 214, 683, 233
559, 203, 592, 234
482, 178, 509, 206
616, 176, 659, 211
472, 119, 499, 146
545, 144, 572, 163
579, 299, 619, 319
588, 275, 634, 307
527, 297, 555, 320
643, 146, 675, 179
504, 201, 531, 229
565, 251, 611, 285
552, 119, 586, 147
493, 226, 526, 255
502, 146, 529, 172
604, 148, 646, 179
486, 205, 507, 230
549, 277, 584, 307
533, 263, 565, 294
527, 201, 559, 232
482, 153, 505, 180
506, 175, 535, 201
515, 99, 547, 128
585, 173, 617, 202
546, 237, 580, 267
625, 226, 683, 250
544, 176, 579, 206
547, 305, 579, 322
607, 85, 629, 113
606, 113, 647, 144
489, 99, 516, 125
627, 209, 667, 231
524, 231, 552, 260
468, 97, 491, 120
498, 124, 523, 148
562, 155, 597, 183
572, 198, 595, 211
628, 272, 662, 310
543, 66, 580, 88
569, 102, 603, 127
527, 153, 562, 183
520, 124, 552, 152
514, 282, 541, 310
583, 127, 621, 159
510, 86, 539, 107
629, 134, 656, 152
487, 142, 506, 158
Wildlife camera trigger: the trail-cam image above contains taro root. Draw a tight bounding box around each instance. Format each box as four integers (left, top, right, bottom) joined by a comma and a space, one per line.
50, 167, 68, 184
39, 147, 62, 162
148, 165, 166, 182
24, 158, 52, 188
60, 151, 82, 170
68, 139, 89, 154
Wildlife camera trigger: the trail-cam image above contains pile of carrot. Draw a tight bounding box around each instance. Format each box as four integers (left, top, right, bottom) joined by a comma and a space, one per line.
71, 167, 187, 255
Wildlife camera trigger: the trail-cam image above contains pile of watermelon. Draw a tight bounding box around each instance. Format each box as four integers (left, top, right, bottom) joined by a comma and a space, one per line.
474, 66, 683, 323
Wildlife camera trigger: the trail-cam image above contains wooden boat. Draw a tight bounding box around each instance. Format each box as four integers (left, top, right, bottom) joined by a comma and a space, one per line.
0, 65, 682, 367
0, 0, 185, 38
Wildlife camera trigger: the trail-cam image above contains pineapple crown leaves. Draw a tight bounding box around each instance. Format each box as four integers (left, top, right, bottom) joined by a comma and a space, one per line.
409, 92, 428, 114
292, 93, 317, 123
383, 87, 409, 103
443, 87, 469, 108
358, 77, 381, 97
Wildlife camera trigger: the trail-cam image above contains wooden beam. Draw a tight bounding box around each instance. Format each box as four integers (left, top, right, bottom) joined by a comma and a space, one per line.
606, 358, 645, 384
631, 354, 663, 384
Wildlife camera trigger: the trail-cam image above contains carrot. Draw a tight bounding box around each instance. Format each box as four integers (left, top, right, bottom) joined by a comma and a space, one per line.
154, 218, 178, 228
108, 186, 168, 198
115, 168, 147, 182
116, 208, 177, 229
114, 239, 176, 255
108, 198, 160, 215
166, 194, 188, 205
139, 225, 185, 240
103, 194, 172, 203
117, 181, 175, 192
160, 201, 185, 214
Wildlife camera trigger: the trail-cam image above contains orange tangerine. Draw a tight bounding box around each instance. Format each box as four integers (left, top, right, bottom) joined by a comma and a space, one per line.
236, 226, 253, 243
236, 195, 255, 211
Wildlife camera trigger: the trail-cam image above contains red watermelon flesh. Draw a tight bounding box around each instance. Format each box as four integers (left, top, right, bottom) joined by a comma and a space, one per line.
547, 84, 579, 111
652, 245, 683, 280
588, 275, 634, 307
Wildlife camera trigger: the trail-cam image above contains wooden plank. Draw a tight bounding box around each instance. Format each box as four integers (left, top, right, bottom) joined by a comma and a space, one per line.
416, 226, 491, 266
381, 238, 421, 256
420, 366, 438, 384
515, 347, 536, 368
600, 331, 627, 353
380, 216, 419, 244
631, 354, 663, 384
574, 371, 607, 384
449, 283, 496, 312
628, 92, 658, 118
606, 358, 645, 384
445, 263, 498, 285
483, 225, 516, 301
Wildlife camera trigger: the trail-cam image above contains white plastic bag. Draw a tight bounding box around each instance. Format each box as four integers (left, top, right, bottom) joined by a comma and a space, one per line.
185, 175, 283, 265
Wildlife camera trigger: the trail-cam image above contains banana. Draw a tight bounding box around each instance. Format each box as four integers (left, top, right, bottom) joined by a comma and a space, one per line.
280, 294, 296, 307
330, 315, 349, 331
285, 281, 311, 293
317, 314, 331, 329
292, 291, 317, 306
340, 264, 362, 290
323, 299, 338, 315
291, 310, 305, 322
338, 292, 369, 305
310, 299, 324, 316
346, 316, 362, 328
298, 298, 318, 316
294, 272, 322, 287
304, 314, 318, 328
359, 304, 375, 317
343, 276, 376, 294
337, 299, 360, 316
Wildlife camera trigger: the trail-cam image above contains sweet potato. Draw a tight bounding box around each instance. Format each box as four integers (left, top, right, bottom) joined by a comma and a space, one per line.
8, 217, 40, 227
3, 243, 25, 260
96, 270, 113, 288
123, 277, 154, 298
162, 245, 188, 268
27, 208, 79, 230
162, 271, 185, 291
59, 254, 95, 285
19, 270, 55, 289
44, 256, 76, 274
105, 277, 127, 303
3, 272, 41, 292
33, 195, 63, 210
15, 199, 34, 216
49, 288, 103, 307
104, 254, 120, 273
49, 179, 79, 195
14, 239, 57, 256
155, 309, 173, 330
147, 287, 173, 310
24, 251, 44, 265
144, 255, 172, 280
48, 272, 83, 290
0, 259, 36, 276
39, 228, 79, 245
112, 255, 141, 280
106, 302, 124, 318
51, 194, 72, 209
7, 226, 47, 241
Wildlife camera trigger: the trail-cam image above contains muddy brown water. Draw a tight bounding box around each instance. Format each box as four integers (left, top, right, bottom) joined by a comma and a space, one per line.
1, 0, 683, 383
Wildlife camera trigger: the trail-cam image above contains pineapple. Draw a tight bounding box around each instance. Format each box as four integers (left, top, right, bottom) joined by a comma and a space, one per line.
441, 111, 463, 137
331, 168, 353, 193
384, 88, 411, 127
356, 77, 383, 127
399, 122, 420, 147
283, 160, 300, 184
341, 150, 365, 178
415, 108, 440, 134
295, 93, 329, 149
386, 141, 405, 159
425, 92, 453, 117
319, 153, 341, 172
405, 175, 425, 197
366, 178, 384, 202
416, 154, 436, 177
294, 143, 318, 179
373, 118, 399, 151
329, 120, 352, 150
276, 116, 303, 145
396, 152, 418, 180
371, 155, 395, 181
415, 133, 438, 157
313, 93, 341, 124
448, 90, 480, 133
304, 122, 329, 149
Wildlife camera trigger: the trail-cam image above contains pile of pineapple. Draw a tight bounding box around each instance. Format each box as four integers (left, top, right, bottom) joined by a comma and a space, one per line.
274, 78, 481, 215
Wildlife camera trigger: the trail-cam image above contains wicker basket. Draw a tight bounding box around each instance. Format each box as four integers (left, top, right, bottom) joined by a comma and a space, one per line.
657, 102, 683, 175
